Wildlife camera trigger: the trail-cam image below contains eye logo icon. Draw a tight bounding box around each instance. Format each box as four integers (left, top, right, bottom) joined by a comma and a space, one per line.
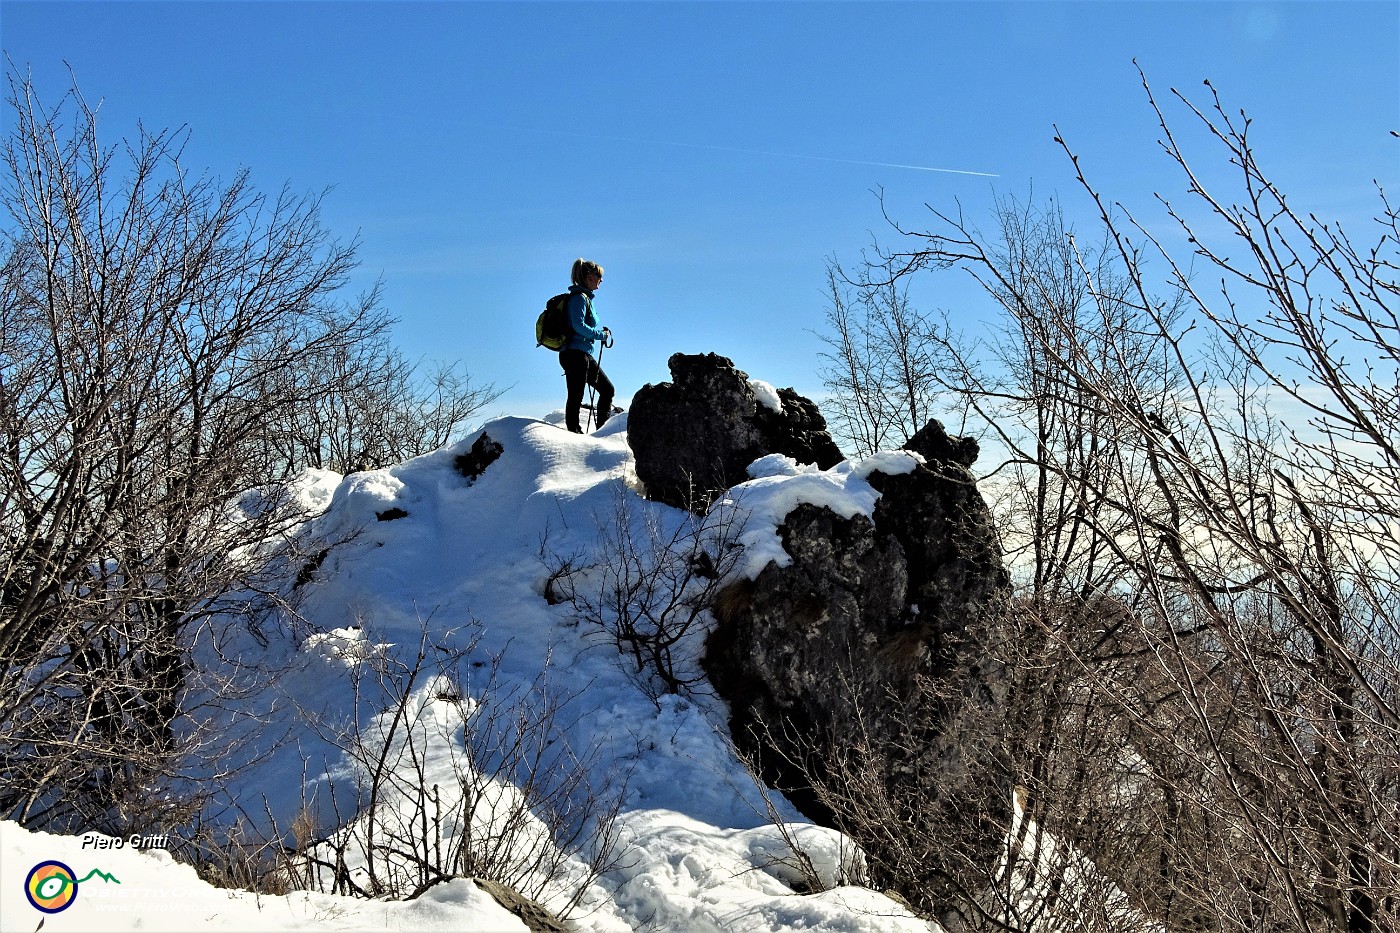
25, 860, 79, 913
24, 860, 120, 913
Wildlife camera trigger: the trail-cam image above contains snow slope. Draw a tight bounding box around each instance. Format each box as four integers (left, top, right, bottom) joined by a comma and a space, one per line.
3, 414, 937, 932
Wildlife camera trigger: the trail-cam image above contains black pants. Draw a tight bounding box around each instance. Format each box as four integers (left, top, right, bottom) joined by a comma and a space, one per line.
559, 349, 614, 433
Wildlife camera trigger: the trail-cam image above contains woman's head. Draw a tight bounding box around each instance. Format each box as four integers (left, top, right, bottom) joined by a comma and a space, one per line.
571, 258, 605, 287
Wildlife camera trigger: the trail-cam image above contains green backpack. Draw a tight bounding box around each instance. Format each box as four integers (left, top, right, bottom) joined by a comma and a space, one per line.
535, 293, 573, 350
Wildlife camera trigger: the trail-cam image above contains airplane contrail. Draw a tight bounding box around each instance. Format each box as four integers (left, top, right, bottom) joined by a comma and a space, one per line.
510, 127, 998, 177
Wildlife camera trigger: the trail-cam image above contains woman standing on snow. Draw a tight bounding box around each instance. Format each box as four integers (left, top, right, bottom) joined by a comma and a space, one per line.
560, 258, 616, 433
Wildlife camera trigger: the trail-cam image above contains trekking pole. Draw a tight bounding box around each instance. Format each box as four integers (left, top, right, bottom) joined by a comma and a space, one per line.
585, 330, 613, 433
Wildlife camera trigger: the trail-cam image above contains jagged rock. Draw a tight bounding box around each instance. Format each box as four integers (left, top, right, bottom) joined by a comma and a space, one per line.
454, 432, 503, 482
375, 507, 409, 522
292, 547, 331, 590
703, 417, 1012, 909
902, 417, 979, 469
872, 419, 1007, 657
627, 353, 842, 510
706, 503, 911, 745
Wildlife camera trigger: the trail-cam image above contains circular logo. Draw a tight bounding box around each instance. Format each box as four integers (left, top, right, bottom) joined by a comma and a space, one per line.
25, 860, 78, 913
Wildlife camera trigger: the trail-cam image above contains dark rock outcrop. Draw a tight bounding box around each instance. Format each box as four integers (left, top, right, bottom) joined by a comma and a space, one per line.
703, 417, 1012, 909
627, 353, 1013, 908
902, 416, 980, 469
627, 353, 842, 510
869, 419, 1006, 657
454, 432, 503, 483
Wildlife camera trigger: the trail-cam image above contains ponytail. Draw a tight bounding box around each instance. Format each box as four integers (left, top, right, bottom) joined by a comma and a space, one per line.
571, 258, 604, 286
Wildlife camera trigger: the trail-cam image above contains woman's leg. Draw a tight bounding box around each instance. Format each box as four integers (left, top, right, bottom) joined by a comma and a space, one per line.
590, 360, 615, 424
559, 349, 587, 432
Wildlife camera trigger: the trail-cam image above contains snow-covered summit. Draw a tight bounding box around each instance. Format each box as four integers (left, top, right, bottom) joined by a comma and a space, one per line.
2, 414, 937, 932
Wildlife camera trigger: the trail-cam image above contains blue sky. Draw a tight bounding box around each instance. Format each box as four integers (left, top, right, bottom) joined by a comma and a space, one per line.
3, 1, 1397, 422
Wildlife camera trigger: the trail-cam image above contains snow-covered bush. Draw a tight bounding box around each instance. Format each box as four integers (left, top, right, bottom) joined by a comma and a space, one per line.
280, 625, 629, 919
543, 486, 748, 702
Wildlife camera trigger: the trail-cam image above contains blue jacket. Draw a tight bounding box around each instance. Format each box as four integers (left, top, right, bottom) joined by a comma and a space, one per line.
563, 284, 607, 355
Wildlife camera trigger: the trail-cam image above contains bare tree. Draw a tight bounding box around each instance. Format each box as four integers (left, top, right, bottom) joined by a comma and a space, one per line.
0, 68, 430, 829
543, 484, 748, 702
817, 262, 955, 456
283, 625, 629, 919
248, 295, 504, 478
821, 69, 1399, 931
